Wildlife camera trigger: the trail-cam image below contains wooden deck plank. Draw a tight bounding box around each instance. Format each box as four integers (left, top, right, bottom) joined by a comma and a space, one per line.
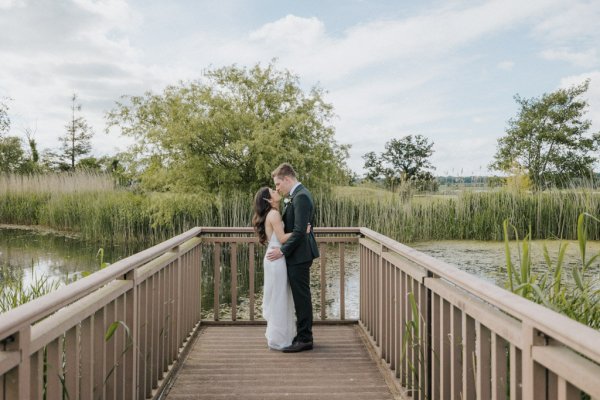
165, 325, 397, 400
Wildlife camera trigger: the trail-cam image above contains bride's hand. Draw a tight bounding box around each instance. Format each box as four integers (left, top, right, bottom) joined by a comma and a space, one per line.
306, 223, 311, 234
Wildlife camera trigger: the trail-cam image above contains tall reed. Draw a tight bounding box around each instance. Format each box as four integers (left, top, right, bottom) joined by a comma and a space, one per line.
503, 213, 600, 328
0, 171, 114, 193
2, 172, 600, 244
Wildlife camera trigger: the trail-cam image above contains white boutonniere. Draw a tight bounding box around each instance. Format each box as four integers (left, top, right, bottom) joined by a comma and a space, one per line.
283, 197, 291, 205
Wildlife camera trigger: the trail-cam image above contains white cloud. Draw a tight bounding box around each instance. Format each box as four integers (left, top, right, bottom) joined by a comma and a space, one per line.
498, 61, 515, 70
541, 48, 599, 68
2, 0, 599, 176
0, 0, 23, 9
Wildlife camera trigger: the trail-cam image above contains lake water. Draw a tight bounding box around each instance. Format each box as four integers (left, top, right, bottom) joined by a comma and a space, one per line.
1, 228, 599, 318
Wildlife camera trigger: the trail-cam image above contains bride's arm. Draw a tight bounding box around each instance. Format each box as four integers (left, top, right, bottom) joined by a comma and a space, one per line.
267, 210, 292, 244
267, 211, 311, 244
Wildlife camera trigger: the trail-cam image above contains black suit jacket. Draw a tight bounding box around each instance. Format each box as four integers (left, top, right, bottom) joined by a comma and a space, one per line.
280, 184, 320, 265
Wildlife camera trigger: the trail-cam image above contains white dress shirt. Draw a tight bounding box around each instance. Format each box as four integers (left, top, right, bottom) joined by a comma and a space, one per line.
289, 182, 302, 197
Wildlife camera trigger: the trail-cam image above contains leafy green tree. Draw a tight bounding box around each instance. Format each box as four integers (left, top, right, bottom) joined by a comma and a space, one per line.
363, 135, 435, 190
490, 80, 600, 190
0, 136, 25, 172
60, 93, 93, 169
106, 62, 351, 193
18, 127, 44, 173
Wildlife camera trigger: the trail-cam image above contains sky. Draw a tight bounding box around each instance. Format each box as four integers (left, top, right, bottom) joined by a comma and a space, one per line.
1, 0, 599, 176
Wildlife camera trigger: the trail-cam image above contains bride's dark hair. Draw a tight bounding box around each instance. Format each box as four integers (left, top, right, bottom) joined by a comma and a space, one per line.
252, 187, 272, 245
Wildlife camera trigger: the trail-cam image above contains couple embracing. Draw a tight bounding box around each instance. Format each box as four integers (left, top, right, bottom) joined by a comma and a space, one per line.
252, 163, 319, 353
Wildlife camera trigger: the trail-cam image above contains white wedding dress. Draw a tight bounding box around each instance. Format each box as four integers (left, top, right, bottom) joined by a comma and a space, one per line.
262, 231, 296, 350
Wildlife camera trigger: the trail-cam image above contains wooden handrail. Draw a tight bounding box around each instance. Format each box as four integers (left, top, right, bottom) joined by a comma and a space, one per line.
2, 226, 599, 399
0, 227, 202, 341
360, 227, 600, 366
358, 227, 600, 399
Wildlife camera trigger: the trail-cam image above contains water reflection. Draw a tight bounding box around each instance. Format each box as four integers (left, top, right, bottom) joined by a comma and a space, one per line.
0, 228, 141, 288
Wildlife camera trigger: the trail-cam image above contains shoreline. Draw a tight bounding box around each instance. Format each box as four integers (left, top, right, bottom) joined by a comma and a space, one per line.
0, 224, 81, 239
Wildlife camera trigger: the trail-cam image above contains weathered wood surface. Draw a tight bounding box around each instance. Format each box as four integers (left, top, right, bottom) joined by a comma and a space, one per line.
165, 325, 398, 399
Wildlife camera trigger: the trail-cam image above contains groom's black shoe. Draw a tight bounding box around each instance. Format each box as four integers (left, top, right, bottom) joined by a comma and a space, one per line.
282, 341, 313, 353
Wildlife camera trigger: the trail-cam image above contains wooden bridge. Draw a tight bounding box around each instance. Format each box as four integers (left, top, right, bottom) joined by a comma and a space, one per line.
1, 227, 599, 399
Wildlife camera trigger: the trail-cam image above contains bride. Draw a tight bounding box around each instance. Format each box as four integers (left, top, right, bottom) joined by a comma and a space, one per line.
252, 186, 298, 350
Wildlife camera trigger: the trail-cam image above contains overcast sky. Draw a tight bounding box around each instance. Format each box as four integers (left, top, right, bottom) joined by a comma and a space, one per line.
1, 0, 599, 176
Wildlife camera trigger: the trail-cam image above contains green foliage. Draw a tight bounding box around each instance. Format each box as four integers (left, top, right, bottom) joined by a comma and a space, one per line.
401, 292, 427, 398
0, 136, 25, 172
60, 93, 94, 169
106, 62, 351, 193
491, 80, 600, 190
0, 264, 60, 313
5, 183, 600, 244
363, 135, 436, 191
503, 214, 600, 328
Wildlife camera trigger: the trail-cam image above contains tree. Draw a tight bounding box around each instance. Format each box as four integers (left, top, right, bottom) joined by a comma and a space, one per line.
0, 136, 25, 173
106, 62, 351, 193
363, 135, 436, 190
0, 97, 10, 136
490, 80, 600, 190
60, 93, 93, 169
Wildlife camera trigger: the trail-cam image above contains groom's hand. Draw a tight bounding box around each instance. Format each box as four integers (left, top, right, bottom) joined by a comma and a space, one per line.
266, 247, 284, 261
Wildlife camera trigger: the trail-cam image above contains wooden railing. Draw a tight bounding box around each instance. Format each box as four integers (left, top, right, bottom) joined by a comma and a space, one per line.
0, 227, 360, 400
359, 227, 600, 399
2, 226, 599, 399
198, 227, 360, 322
0, 228, 203, 400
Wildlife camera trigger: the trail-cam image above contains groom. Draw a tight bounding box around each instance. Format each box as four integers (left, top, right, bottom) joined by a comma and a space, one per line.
267, 163, 319, 353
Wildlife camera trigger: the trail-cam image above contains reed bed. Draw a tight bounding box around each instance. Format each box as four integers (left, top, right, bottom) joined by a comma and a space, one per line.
2, 173, 600, 244
0, 171, 114, 193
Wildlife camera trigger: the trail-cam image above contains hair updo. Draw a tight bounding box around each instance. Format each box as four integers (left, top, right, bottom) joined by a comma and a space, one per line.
252, 187, 272, 245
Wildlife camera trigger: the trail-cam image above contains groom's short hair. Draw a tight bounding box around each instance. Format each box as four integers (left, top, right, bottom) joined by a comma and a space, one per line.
272, 163, 297, 179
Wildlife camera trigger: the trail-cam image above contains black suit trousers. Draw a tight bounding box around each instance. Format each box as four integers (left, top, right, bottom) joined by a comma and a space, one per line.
286, 260, 313, 342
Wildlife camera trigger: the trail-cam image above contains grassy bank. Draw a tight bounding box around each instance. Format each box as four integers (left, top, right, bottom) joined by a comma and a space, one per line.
2, 182, 600, 244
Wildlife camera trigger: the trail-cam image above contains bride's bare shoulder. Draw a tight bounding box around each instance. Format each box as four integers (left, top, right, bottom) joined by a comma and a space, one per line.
266, 209, 282, 221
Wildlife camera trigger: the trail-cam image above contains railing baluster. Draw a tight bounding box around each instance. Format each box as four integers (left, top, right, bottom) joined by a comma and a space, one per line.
395, 265, 401, 380
431, 292, 440, 400
509, 344, 520, 400
80, 315, 94, 399
105, 300, 116, 398
29, 349, 43, 400
231, 243, 238, 321
419, 277, 428, 400
169, 257, 177, 368
145, 278, 153, 398
400, 271, 407, 386
491, 332, 507, 400
93, 307, 106, 399
463, 313, 476, 400
138, 279, 148, 400
249, 243, 255, 321
115, 294, 125, 400
451, 306, 462, 399
213, 243, 221, 321
320, 243, 327, 320
476, 322, 492, 400
45, 337, 62, 400
440, 298, 451, 399
339, 243, 345, 321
